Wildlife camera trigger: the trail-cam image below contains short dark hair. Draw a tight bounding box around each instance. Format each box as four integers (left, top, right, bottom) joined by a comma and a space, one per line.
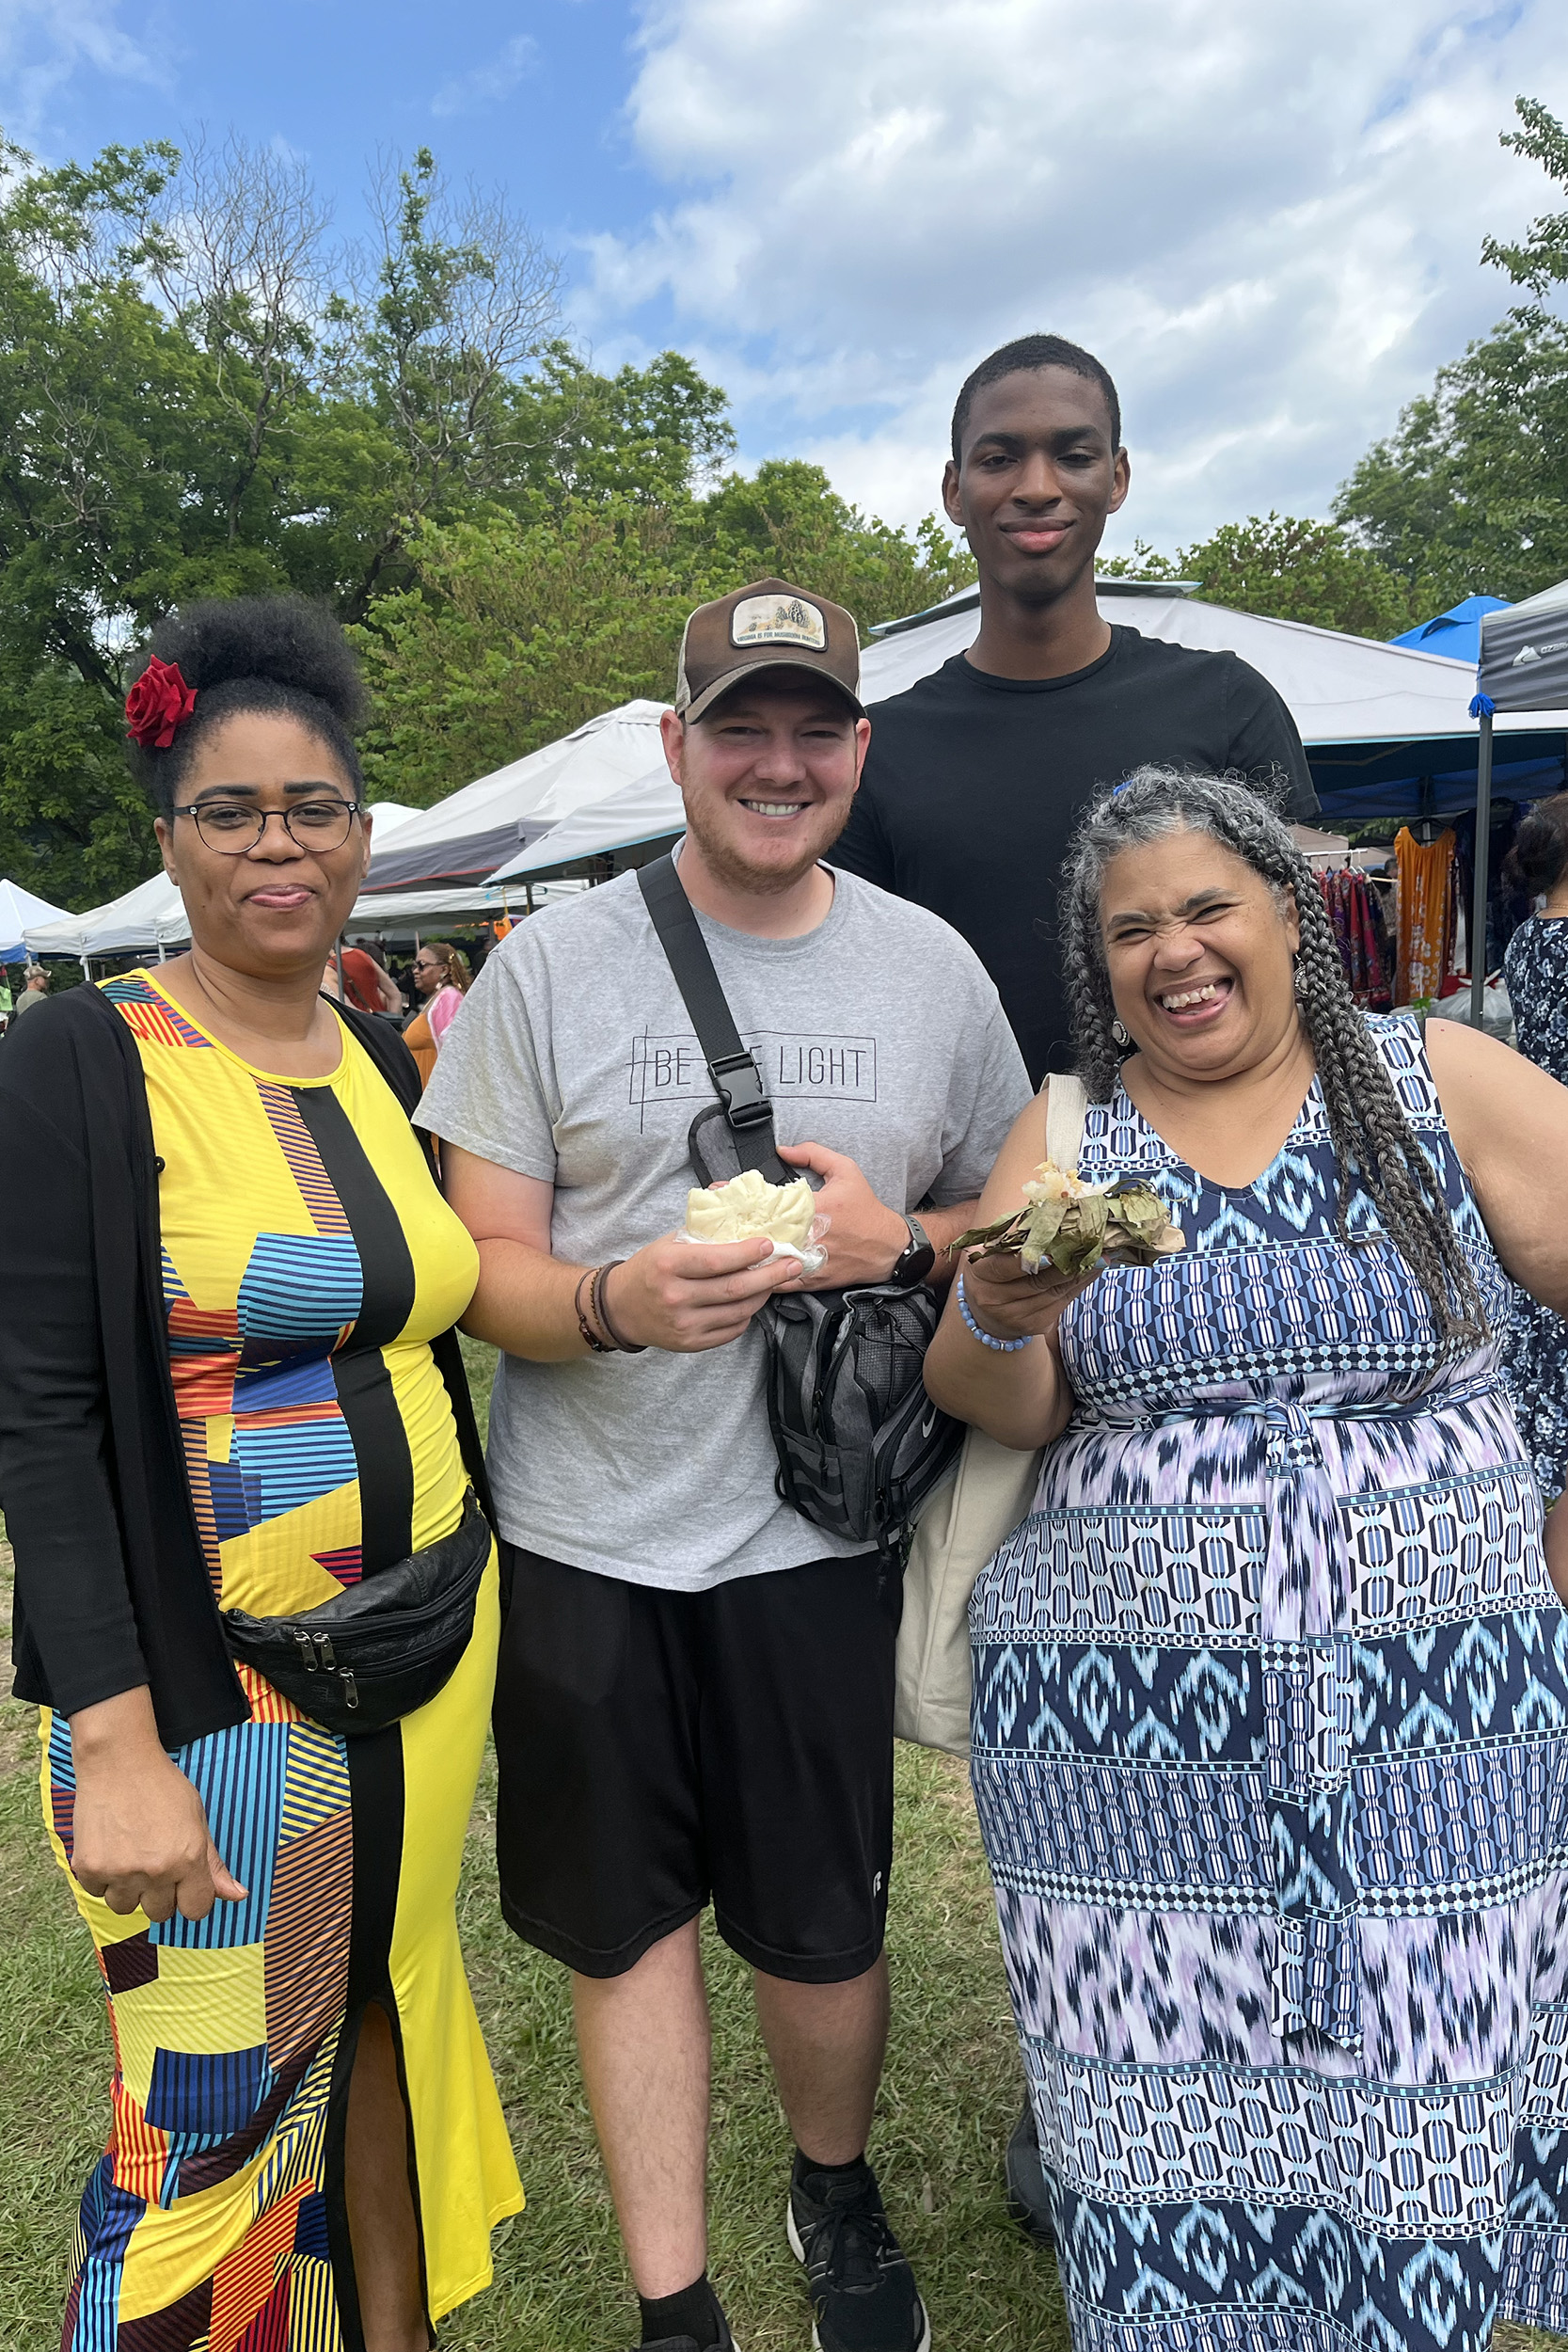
950, 335, 1121, 468
127, 594, 369, 817
1502, 792, 1568, 898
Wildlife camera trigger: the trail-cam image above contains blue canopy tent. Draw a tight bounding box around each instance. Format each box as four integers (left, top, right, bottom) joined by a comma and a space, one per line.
1308, 733, 1565, 826
1390, 596, 1512, 667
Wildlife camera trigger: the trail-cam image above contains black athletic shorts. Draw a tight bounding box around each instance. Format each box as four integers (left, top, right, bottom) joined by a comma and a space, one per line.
492, 1545, 898, 1983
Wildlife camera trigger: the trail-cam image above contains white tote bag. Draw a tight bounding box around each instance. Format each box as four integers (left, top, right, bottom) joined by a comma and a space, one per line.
894, 1074, 1088, 1756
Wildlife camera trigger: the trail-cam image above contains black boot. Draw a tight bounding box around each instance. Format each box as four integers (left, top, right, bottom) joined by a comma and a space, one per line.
1005, 2100, 1055, 2249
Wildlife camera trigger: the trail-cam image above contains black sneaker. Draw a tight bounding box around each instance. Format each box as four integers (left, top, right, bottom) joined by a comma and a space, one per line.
787, 2161, 930, 2352
1004, 2100, 1055, 2250
624, 2323, 737, 2352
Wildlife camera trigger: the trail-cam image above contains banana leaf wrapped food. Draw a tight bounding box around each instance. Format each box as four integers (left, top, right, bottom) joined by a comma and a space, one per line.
949, 1161, 1185, 1279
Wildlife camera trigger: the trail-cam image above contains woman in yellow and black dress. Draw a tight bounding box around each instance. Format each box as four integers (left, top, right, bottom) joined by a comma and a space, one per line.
0, 597, 521, 2352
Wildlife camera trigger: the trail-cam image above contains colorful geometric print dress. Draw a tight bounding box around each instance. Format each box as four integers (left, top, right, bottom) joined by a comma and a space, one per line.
1502, 914, 1568, 1501
970, 1016, 1568, 2352
40, 973, 522, 2351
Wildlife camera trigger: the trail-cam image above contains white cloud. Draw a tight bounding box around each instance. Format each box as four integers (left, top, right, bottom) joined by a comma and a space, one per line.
432, 33, 538, 119
582, 0, 1568, 552
0, 0, 164, 142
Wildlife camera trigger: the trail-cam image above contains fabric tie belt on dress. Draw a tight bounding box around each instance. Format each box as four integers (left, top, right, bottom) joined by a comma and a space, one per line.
1079, 1377, 1500, 2053
1080, 1373, 1499, 1437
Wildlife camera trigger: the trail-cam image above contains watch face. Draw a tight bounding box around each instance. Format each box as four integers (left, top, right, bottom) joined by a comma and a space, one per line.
896, 1220, 936, 1282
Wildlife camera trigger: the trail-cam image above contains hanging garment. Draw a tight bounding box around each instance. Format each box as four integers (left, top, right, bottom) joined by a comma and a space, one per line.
1394, 826, 1457, 1003
1316, 868, 1392, 1011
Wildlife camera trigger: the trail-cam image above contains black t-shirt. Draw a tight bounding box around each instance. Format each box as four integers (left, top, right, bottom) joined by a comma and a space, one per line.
830, 627, 1319, 1083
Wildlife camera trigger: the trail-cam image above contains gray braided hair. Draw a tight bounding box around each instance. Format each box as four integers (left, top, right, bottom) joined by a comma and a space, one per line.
1060, 767, 1485, 1350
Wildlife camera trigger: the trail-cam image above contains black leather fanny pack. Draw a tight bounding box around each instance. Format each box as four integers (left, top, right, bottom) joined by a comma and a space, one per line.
222, 1489, 492, 1736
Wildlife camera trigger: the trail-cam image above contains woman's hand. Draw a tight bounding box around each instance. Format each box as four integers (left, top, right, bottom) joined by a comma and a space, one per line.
69, 1688, 247, 1924
959, 1246, 1105, 1344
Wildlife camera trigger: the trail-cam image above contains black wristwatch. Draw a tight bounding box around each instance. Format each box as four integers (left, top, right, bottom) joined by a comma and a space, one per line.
890, 1213, 936, 1285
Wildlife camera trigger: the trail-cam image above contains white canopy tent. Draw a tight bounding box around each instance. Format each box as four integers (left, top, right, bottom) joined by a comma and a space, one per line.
24, 803, 425, 962
1, 877, 71, 959
26, 867, 190, 960
341, 879, 586, 937
495, 587, 1568, 884
859, 583, 1568, 738
492, 764, 686, 883
358, 701, 670, 896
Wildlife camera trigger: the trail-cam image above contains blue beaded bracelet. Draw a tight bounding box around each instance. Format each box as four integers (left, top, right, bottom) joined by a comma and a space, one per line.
956, 1268, 1033, 1352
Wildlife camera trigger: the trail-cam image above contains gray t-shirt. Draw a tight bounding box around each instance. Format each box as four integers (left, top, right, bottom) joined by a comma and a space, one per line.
419, 860, 1032, 1591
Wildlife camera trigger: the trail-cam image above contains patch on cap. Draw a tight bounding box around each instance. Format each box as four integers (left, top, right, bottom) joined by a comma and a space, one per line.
730, 593, 827, 652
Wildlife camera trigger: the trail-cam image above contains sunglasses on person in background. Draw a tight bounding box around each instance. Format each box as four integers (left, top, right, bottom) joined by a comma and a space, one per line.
170, 798, 362, 853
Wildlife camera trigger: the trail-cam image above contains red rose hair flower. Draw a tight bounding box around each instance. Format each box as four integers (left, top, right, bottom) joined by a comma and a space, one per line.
125, 656, 198, 751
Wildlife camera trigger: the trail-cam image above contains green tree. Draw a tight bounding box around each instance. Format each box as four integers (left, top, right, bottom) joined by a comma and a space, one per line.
0, 125, 968, 904
1100, 517, 1416, 636
1185, 515, 1418, 636
356, 468, 973, 803
0, 137, 273, 901
695, 460, 974, 632
1481, 96, 1568, 295
1335, 96, 1568, 608
354, 501, 736, 800
0, 134, 555, 900
505, 342, 736, 508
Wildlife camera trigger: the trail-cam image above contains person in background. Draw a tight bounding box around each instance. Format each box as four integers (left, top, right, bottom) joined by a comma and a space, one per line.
0, 594, 520, 2351
1502, 791, 1568, 1517
927, 769, 1568, 2352
324, 933, 404, 1015
831, 332, 1318, 1089
9, 961, 50, 1018
404, 940, 472, 1089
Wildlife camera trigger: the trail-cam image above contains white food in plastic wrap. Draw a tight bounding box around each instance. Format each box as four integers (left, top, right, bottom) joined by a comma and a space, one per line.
684, 1168, 817, 1248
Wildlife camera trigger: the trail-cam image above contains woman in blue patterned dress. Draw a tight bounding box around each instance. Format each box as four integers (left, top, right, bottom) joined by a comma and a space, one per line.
926, 770, 1568, 2352
1502, 793, 1568, 1514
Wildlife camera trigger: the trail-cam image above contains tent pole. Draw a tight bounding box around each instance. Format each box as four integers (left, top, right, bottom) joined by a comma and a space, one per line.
1470, 709, 1494, 1026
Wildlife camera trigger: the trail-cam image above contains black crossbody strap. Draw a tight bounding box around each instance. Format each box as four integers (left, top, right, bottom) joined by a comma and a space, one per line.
637, 852, 789, 1182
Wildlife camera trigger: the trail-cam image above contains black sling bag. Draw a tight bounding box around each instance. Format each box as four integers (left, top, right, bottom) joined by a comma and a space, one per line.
637, 854, 960, 1558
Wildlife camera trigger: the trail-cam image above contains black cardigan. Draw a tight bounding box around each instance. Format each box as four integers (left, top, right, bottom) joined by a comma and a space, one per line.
0, 981, 489, 1750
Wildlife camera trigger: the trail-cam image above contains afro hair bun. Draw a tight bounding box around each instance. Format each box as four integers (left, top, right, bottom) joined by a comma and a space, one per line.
144, 594, 368, 731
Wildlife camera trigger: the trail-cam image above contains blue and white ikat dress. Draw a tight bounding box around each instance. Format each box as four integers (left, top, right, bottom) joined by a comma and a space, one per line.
971, 1017, 1568, 2351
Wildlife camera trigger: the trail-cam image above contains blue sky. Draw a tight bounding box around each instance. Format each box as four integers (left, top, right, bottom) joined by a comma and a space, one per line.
3, 4, 658, 253
5, 0, 1568, 558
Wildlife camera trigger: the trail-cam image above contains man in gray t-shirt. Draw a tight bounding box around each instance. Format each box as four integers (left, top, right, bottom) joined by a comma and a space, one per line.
422, 578, 1030, 2352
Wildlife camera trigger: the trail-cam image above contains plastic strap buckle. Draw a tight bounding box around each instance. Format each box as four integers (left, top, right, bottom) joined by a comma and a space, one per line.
708, 1051, 771, 1129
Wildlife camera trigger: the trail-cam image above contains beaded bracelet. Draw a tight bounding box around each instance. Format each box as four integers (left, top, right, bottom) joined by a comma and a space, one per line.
956, 1268, 1033, 1353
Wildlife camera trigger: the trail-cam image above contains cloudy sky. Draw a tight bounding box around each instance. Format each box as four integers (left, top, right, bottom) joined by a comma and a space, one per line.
5, 0, 1566, 560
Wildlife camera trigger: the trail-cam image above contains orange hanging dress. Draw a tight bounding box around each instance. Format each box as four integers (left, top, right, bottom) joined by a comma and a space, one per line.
1394, 826, 1458, 1005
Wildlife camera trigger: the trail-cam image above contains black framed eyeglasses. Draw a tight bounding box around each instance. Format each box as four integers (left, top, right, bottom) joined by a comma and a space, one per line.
171, 798, 362, 854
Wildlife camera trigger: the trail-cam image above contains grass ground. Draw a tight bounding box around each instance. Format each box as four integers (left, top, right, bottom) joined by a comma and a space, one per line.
0, 1340, 1559, 2348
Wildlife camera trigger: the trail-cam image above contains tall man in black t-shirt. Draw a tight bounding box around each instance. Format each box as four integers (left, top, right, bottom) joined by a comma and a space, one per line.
831, 333, 1319, 1085
832, 333, 1319, 2244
